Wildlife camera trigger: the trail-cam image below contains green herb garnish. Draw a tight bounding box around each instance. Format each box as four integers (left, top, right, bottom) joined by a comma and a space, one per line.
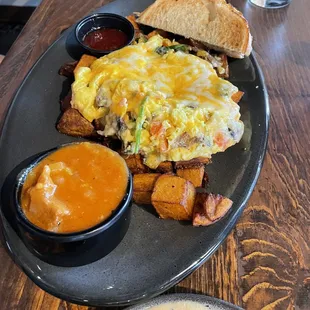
155, 44, 189, 55
134, 94, 149, 154
139, 34, 148, 43
169, 44, 188, 52
155, 46, 169, 55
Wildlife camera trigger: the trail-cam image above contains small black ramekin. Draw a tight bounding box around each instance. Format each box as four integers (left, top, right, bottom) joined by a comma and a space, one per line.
75, 13, 135, 56
11, 143, 133, 267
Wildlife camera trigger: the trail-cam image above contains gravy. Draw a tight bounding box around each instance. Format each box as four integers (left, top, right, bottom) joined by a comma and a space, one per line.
21, 142, 128, 233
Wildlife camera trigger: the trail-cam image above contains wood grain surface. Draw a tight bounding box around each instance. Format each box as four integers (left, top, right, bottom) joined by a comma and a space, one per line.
0, 0, 309, 309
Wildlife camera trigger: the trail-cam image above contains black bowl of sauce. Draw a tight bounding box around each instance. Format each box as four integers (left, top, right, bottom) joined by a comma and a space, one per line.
75, 13, 135, 56
9, 142, 133, 267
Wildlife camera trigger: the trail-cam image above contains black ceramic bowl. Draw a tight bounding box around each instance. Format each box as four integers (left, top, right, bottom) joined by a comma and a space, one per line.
75, 13, 135, 56
11, 143, 133, 267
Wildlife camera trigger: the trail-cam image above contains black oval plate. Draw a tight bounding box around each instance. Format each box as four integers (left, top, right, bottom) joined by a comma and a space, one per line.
0, 0, 269, 307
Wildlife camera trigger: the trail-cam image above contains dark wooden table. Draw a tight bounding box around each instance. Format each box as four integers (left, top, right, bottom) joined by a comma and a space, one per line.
0, 0, 309, 309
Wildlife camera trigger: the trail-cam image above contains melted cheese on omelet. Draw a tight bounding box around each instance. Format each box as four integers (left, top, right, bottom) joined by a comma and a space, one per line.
71, 35, 244, 168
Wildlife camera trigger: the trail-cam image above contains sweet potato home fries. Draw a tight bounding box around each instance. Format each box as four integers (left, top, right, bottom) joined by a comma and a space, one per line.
57, 0, 252, 227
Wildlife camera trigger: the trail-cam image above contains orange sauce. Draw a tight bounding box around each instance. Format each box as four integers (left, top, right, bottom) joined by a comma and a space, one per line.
21, 142, 129, 233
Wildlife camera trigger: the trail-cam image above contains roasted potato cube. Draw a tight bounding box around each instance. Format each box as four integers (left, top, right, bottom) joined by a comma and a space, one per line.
133, 174, 160, 204
60, 90, 72, 112
133, 173, 161, 204
151, 175, 196, 220
57, 108, 96, 137
203, 170, 209, 187
122, 155, 136, 171
133, 173, 161, 192
93, 119, 104, 131
231, 91, 244, 103
156, 161, 173, 173
176, 166, 205, 187
133, 191, 153, 205
134, 157, 150, 173
175, 157, 211, 169
59, 61, 77, 77
193, 193, 233, 227
122, 154, 149, 174
74, 54, 97, 74
127, 15, 140, 30
146, 29, 170, 39
147, 30, 159, 38
127, 15, 144, 41
122, 155, 137, 173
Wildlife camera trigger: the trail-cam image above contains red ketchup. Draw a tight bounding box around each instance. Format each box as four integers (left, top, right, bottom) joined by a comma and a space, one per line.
83, 28, 128, 51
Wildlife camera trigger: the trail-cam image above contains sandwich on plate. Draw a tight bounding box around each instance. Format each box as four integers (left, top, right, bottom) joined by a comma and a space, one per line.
137, 0, 252, 58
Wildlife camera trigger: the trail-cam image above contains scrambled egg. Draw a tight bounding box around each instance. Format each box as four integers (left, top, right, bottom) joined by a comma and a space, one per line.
71, 35, 244, 168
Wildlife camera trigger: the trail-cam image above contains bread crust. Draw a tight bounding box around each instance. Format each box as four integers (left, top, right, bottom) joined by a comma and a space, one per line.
137, 0, 252, 58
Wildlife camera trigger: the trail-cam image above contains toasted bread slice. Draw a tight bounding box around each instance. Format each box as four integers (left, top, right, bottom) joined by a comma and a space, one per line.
137, 0, 252, 58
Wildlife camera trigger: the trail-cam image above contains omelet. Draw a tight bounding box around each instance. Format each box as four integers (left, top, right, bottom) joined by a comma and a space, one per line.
71, 35, 244, 169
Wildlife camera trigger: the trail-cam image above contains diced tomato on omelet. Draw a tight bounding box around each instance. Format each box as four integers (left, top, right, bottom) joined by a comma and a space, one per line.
214, 132, 229, 149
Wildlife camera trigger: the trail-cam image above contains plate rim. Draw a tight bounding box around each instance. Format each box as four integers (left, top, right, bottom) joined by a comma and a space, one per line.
126, 293, 244, 310
0, 5, 270, 308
